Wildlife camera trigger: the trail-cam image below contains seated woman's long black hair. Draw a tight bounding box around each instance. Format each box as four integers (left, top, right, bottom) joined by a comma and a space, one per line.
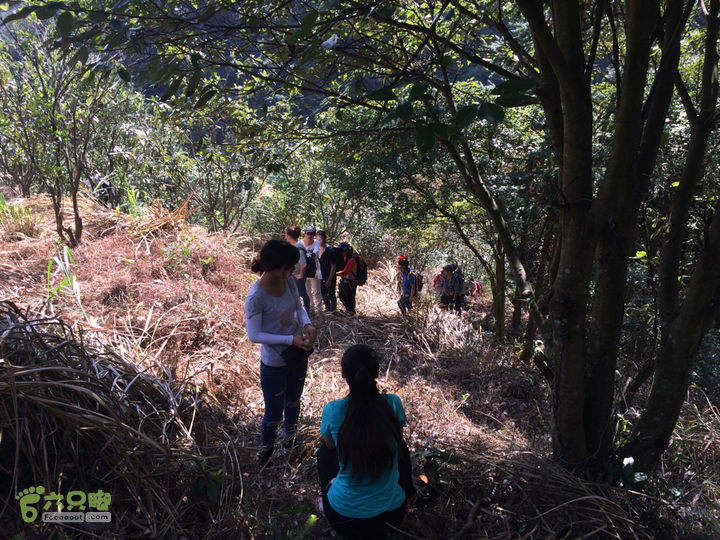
337, 345, 403, 482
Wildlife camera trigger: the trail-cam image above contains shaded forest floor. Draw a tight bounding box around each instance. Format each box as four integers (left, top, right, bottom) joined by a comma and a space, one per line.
0, 196, 719, 539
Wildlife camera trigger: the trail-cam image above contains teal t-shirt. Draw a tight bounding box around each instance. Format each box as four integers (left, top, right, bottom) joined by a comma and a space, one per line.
320, 394, 407, 518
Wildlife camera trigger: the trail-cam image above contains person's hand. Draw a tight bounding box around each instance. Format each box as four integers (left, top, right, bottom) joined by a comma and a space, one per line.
293, 335, 313, 351
304, 324, 318, 343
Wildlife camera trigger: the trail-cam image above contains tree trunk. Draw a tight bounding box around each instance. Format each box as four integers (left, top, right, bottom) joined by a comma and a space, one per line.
493, 242, 505, 337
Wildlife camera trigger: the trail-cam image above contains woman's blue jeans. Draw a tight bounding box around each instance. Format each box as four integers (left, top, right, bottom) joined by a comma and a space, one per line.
260, 359, 308, 447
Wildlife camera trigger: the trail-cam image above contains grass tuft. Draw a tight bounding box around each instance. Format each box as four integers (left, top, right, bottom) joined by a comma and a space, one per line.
0, 195, 42, 240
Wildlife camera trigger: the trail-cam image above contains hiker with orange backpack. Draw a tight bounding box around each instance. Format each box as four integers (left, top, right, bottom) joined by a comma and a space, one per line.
397, 255, 417, 315
336, 242, 359, 315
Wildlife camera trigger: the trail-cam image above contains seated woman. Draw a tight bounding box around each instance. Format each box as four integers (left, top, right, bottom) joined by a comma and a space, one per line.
317, 344, 415, 539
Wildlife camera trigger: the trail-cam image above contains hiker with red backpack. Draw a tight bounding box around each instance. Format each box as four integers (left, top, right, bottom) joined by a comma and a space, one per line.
336, 242, 367, 315
397, 255, 417, 315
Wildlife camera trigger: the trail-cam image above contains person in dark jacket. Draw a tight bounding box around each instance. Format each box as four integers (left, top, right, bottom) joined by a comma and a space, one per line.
336, 242, 357, 315
397, 255, 416, 315
317, 230, 338, 312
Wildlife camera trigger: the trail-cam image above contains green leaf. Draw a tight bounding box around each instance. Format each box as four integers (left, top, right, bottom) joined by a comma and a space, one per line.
88, 11, 109, 22
68, 46, 89, 67
150, 64, 171, 84
207, 482, 220, 506
430, 122, 451, 140
635, 250, 648, 258
493, 92, 534, 107
194, 88, 217, 109
56, 11, 73, 38
106, 31, 124, 49
452, 104, 479, 130
117, 66, 132, 82
425, 105, 444, 117
300, 12, 318, 33
376, 5, 395, 18
2, 6, 38, 25
490, 78, 536, 95
190, 52, 201, 69
409, 82, 430, 97
395, 101, 413, 120
319, 0, 340, 10
380, 110, 397, 125
479, 102, 505, 124
185, 69, 202, 97
660, 131, 670, 146
353, 79, 364, 97
363, 86, 397, 101
197, 5, 218, 22
35, 6, 60, 20
161, 75, 183, 101
438, 55, 453, 67
416, 123, 435, 154
108, 18, 128, 31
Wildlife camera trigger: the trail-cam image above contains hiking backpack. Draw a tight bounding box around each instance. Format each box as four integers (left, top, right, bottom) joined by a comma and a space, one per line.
450, 266, 468, 294
352, 253, 368, 285
305, 249, 317, 277
409, 270, 424, 292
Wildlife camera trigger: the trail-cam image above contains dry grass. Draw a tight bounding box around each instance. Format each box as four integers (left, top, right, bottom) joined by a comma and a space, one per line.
0, 196, 718, 539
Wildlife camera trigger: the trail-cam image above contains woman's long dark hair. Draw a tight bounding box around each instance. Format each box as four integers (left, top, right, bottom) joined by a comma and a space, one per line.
336, 345, 403, 482
250, 239, 299, 274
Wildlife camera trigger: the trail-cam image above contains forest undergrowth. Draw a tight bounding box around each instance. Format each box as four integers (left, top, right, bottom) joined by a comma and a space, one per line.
0, 196, 718, 539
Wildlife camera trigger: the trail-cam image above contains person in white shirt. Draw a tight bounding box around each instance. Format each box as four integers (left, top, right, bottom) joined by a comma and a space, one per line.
303, 225, 323, 316
285, 226, 311, 312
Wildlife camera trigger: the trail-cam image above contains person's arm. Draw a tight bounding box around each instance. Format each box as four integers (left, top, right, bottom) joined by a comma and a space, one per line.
294, 246, 307, 279
452, 276, 459, 301
337, 257, 356, 277
410, 283, 416, 301
409, 273, 417, 301
327, 263, 336, 285
246, 315, 294, 346
323, 435, 336, 450
320, 403, 338, 450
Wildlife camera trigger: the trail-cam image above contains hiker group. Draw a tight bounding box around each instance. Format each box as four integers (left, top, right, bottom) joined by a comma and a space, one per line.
244, 238, 483, 538
283, 226, 367, 316
397, 257, 480, 316
244, 239, 425, 539
283, 225, 480, 319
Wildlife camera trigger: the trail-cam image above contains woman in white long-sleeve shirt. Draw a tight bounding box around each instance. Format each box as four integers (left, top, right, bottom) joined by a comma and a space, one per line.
245, 239, 317, 464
